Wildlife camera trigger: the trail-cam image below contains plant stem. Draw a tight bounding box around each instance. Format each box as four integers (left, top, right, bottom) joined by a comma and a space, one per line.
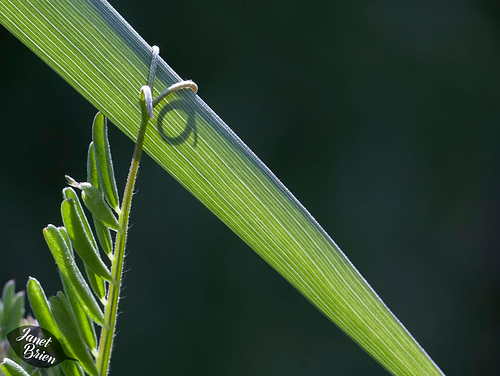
96, 89, 152, 376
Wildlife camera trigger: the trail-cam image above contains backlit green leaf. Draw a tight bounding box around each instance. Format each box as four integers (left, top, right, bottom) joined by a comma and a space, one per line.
49, 292, 98, 376
60, 275, 97, 353
0, 280, 15, 329
62, 188, 97, 250
61, 199, 112, 281
0, 1, 444, 375
61, 361, 85, 376
87, 143, 99, 189
83, 265, 106, 303
43, 225, 104, 325
88, 141, 114, 257
92, 113, 120, 213
0, 358, 30, 376
26, 277, 61, 337
93, 218, 113, 258
5, 291, 24, 333
58, 224, 106, 303
69, 182, 120, 231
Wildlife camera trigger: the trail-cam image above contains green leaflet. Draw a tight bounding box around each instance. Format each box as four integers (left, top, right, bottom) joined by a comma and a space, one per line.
49, 292, 98, 376
81, 185, 120, 231
93, 218, 113, 258
88, 142, 114, 258
57, 227, 73, 256
61, 186, 106, 299
61, 199, 112, 281
59, 223, 107, 303
1, 281, 29, 372
28, 245, 96, 376
26, 277, 61, 338
60, 361, 85, 376
60, 275, 98, 353
84, 264, 106, 303
62, 188, 98, 250
87, 143, 99, 189
26, 278, 79, 376
66, 179, 120, 231
92, 113, 120, 213
0, 280, 15, 329
43, 225, 105, 325
0, 358, 31, 376
4, 291, 24, 333
1, 280, 15, 306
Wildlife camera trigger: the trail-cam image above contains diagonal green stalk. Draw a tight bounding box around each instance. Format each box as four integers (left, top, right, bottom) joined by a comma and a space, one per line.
96, 87, 152, 376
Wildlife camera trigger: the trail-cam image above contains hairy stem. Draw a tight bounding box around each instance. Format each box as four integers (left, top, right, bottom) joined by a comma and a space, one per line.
96, 88, 152, 376
95, 77, 194, 374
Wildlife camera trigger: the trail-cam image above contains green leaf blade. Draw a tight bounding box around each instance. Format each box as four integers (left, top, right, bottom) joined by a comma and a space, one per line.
49, 292, 98, 376
0, 1, 444, 375
5, 291, 24, 333
87, 143, 99, 188
42, 225, 105, 325
93, 218, 113, 258
0, 358, 30, 376
62, 188, 98, 250
58, 224, 107, 303
88, 142, 114, 257
0, 280, 16, 329
80, 185, 120, 231
92, 113, 120, 213
26, 277, 61, 338
61, 199, 112, 281
83, 264, 106, 303
60, 275, 98, 353
61, 361, 85, 376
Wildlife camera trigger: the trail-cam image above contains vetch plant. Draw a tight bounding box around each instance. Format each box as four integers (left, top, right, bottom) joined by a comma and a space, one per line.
0, 48, 196, 376
0, 1, 445, 375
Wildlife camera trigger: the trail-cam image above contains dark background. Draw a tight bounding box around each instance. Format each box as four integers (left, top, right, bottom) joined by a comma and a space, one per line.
1, 0, 499, 375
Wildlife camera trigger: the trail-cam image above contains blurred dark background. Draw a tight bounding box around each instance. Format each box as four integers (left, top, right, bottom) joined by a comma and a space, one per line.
1, 0, 499, 374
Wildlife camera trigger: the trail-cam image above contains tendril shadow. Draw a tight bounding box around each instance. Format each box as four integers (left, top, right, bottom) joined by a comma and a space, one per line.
156, 98, 198, 146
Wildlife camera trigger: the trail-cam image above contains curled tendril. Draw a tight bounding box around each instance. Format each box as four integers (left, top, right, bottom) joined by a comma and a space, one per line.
152, 80, 198, 108
146, 45, 198, 114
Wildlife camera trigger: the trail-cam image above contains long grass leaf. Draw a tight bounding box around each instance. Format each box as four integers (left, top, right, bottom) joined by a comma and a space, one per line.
0, 1, 443, 374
